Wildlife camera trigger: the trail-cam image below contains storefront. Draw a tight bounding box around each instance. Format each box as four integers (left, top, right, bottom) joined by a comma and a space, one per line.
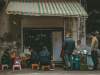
6, 0, 88, 62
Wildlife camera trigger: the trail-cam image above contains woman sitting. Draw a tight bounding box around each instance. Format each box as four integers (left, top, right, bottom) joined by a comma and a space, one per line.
39, 46, 50, 69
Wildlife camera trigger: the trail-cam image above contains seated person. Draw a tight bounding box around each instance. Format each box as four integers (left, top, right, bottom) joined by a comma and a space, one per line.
39, 46, 50, 68
13, 56, 21, 71
1, 49, 11, 66
31, 48, 39, 64
13, 56, 21, 65
11, 50, 17, 66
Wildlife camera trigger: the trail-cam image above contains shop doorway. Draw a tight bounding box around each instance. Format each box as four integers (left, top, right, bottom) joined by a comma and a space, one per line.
23, 28, 63, 62
23, 28, 52, 55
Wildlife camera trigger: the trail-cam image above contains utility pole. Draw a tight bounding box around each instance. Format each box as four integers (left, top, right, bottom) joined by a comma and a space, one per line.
0, 0, 9, 14
0, 0, 5, 12
80, 0, 87, 10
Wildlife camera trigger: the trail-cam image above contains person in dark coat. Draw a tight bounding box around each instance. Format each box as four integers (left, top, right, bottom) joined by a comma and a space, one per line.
63, 33, 75, 70
31, 48, 39, 64
1, 49, 11, 67
39, 46, 50, 69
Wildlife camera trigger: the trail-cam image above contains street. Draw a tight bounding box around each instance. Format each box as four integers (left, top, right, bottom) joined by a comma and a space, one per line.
0, 68, 100, 75
0, 0, 100, 75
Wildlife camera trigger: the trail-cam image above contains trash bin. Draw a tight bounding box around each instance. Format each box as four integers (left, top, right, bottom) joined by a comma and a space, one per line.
72, 55, 80, 70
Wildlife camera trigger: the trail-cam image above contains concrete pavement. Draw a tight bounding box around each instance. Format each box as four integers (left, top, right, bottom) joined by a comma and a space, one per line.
0, 69, 100, 75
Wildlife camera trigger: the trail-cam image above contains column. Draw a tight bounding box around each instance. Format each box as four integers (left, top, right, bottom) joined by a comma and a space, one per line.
72, 17, 78, 45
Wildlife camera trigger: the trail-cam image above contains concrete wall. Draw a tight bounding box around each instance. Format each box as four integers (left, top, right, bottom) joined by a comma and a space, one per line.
21, 16, 64, 28
0, 14, 86, 46
0, 0, 9, 36
0, 12, 9, 36
21, 16, 80, 41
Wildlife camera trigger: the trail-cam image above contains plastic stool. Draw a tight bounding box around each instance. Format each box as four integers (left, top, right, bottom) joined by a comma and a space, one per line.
32, 64, 39, 70
42, 65, 50, 70
2, 64, 9, 71
13, 65, 21, 72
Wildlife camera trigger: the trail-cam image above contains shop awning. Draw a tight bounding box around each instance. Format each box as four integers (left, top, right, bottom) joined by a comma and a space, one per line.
6, 0, 88, 17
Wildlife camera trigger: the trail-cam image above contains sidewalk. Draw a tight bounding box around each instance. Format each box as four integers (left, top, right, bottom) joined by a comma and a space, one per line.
0, 68, 100, 75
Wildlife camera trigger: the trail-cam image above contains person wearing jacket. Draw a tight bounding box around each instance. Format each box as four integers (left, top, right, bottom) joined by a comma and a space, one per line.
31, 48, 39, 64
63, 33, 75, 70
39, 46, 50, 70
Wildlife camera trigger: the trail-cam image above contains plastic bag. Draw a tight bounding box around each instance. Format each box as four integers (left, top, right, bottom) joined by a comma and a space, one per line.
87, 56, 94, 67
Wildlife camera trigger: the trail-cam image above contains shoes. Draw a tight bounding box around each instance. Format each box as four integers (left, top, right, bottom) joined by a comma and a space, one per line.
93, 66, 97, 70
64, 67, 72, 71
67, 67, 72, 71
38, 68, 41, 70
50, 68, 55, 71
63, 66, 67, 70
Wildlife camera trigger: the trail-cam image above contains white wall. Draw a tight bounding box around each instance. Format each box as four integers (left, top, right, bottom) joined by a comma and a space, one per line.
52, 32, 62, 61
